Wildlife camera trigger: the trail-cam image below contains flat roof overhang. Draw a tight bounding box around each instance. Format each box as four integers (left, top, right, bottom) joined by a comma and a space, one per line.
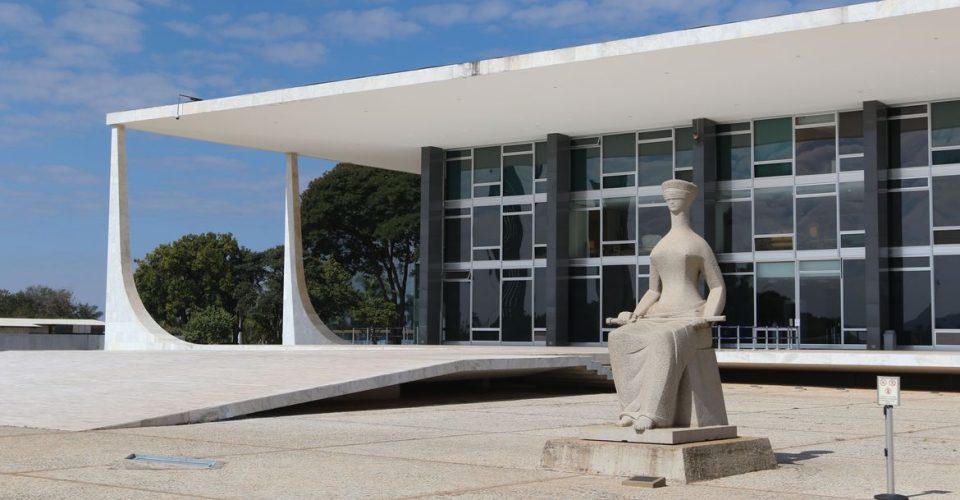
107, 0, 960, 174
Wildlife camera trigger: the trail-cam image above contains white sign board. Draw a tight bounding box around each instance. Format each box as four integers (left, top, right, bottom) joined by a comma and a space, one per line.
877, 375, 901, 406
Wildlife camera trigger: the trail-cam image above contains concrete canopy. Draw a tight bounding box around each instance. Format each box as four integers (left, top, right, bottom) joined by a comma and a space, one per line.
106, 0, 960, 173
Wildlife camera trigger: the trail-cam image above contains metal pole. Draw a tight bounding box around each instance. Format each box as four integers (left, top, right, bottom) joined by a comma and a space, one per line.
875, 405, 907, 500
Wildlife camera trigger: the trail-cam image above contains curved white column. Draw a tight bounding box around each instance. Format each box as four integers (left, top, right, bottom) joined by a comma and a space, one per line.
105, 126, 191, 350
282, 153, 347, 345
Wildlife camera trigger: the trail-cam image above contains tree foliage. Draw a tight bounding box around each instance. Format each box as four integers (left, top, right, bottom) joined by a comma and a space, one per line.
183, 305, 234, 344
301, 163, 419, 328
0, 286, 101, 319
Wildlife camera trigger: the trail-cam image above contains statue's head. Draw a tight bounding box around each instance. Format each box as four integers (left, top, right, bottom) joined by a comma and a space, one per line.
661, 179, 698, 215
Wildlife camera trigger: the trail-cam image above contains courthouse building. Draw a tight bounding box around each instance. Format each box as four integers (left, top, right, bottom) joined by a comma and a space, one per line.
106, 1, 960, 351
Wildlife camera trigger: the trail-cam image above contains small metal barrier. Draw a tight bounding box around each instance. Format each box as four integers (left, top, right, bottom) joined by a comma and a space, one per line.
712, 325, 800, 350
334, 328, 415, 345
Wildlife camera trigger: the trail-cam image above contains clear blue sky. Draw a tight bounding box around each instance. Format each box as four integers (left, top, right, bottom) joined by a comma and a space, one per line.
0, 0, 858, 311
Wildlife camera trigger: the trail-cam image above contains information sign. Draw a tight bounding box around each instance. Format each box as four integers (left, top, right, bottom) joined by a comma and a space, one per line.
877, 376, 901, 407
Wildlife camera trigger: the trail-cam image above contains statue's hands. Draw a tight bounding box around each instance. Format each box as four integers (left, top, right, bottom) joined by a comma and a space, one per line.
605, 311, 635, 326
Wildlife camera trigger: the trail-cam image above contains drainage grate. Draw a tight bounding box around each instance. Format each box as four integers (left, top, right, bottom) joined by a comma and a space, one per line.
125, 454, 220, 469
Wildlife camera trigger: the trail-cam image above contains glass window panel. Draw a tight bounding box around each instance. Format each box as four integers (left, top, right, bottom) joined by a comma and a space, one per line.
675, 127, 693, 168
932, 175, 960, 227
638, 141, 673, 186
718, 133, 751, 180
754, 186, 794, 235
888, 270, 932, 346
535, 142, 547, 179
443, 217, 471, 262
446, 150, 470, 159
723, 273, 754, 327
754, 117, 792, 162
715, 200, 752, 253
675, 169, 693, 182
472, 248, 499, 261
535, 203, 547, 245
799, 260, 840, 272
933, 149, 960, 165
534, 246, 546, 259
935, 255, 960, 329
445, 160, 471, 200
796, 114, 834, 126
796, 184, 835, 195
717, 122, 750, 133
503, 144, 531, 153
442, 281, 470, 342
796, 125, 836, 176
473, 185, 500, 197
534, 268, 547, 329
638, 205, 669, 255
799, 274, 842, 344
602, 243, 635, 256
840, 156, 864, 172
931, 100, 960, 148
888, 190, 930, 246
754, 161, 792, 178
756, 262, 795, 327
889, 117, 929, 169
797, 195, 837, 250
603, 197, 636, 242
569, 278, 600, 343
569, 210, 600, 258
839, 181, 863, 231
934, 229, 960, 245
502, 280, 532, 342
473, 146, 501, 183
603, 174, 634, 189
472, 330, 498, 341
838, 111, 864, 156
638, 130, 672, 141
755, 235, 793, 251
503, 154, 533, 196
602, 265, 636, 324
843, 260, 865, 330
889, 105, 926, 117
471, 269, 500, 329
602, 133, 635, 174
889, 178, 927, 189
571, 147, 601, 191
502, 214, 532, 260
472, 205, 500, 247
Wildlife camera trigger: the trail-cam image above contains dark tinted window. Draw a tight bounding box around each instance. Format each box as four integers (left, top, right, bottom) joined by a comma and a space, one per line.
796, 195, 837, 250
501, 280, 532, 341
471, 269, 500, 328
442, 281, 470, 341
889, 270, 932, 346
888, 190, 930, 246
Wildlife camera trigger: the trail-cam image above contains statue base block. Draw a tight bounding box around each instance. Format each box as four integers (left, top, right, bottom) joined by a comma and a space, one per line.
580, 424, 738, 445
541, 436, 777, 484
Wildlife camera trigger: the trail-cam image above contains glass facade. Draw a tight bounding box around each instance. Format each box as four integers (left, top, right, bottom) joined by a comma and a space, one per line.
437, 99, 960, 349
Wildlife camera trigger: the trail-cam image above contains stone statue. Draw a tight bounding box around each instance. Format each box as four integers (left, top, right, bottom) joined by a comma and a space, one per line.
606, 179, 728, 433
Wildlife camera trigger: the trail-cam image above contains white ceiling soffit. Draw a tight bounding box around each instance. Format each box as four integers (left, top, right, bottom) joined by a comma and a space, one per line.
107, 0, 960, 174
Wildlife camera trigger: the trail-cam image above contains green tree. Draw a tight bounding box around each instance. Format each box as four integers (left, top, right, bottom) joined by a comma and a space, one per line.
301, 163, 419, 328
0, 286, 101, 319
134, 232, 242, 331
305, 257, 360, 328
183, 305, 234, 344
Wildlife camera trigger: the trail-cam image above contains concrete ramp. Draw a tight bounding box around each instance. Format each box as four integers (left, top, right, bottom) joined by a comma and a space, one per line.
0, 346, 608, 431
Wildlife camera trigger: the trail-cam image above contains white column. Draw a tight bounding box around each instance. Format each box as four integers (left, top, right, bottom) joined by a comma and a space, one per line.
282, 153, 346, 345
105, 125, 190, 350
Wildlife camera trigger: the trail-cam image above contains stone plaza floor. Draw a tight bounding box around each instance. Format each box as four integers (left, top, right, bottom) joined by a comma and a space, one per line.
1, 382, 958, 499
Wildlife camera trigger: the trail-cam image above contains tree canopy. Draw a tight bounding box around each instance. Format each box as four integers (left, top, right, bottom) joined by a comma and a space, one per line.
0, 286, 101, 319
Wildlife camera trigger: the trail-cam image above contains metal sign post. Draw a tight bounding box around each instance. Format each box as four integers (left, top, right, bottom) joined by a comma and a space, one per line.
874, 376, 907, 500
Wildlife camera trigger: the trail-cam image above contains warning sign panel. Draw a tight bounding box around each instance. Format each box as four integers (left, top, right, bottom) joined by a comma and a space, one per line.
877, 375, 901, 407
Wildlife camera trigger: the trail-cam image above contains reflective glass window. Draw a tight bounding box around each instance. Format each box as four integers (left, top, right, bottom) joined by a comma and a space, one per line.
502, 280, 532, 342
571, 147, 601, 191
602, 265, 636, 325
838, 111, 864, 156
754, 187, 794, 235
888, 190, 930, 246
445, 160, 471, 200
638, 141, 673, 186
796, 195, 837, 250
534, 268, 546, 329
843, 260, 865, 330
535, 142, 547, 179
718, 133, 751, 181
443, 217, 470, 262
839, 181, 864, 231
888, 270, 932, 346
503, 153, 533, 196
472, 205, 500, 247
603, 197, 636, 242
756, 262, 795, 327
796, 126, 836, 175
931, 100, 960, 148
932, 175, 960, 227
799, 269, 841, 344
723, 273, 754, 327
754, 118, 792, 162
569, 209, 600, 258
502, 214, 532, 260
569, 277, 600, 343
602, 133, 635, 174
889, 116, 929, 169
637, 205, 669, 255
935, 255, 960, 329
471, 269, 500, 328
473, 147, 501, 183
675, 127, 693, 168
715, 200, 752, 253
442, 281, 470, 341
535, 203, 547, 245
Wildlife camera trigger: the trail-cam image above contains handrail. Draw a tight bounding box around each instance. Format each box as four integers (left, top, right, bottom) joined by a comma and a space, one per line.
712, 325, 800, 350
